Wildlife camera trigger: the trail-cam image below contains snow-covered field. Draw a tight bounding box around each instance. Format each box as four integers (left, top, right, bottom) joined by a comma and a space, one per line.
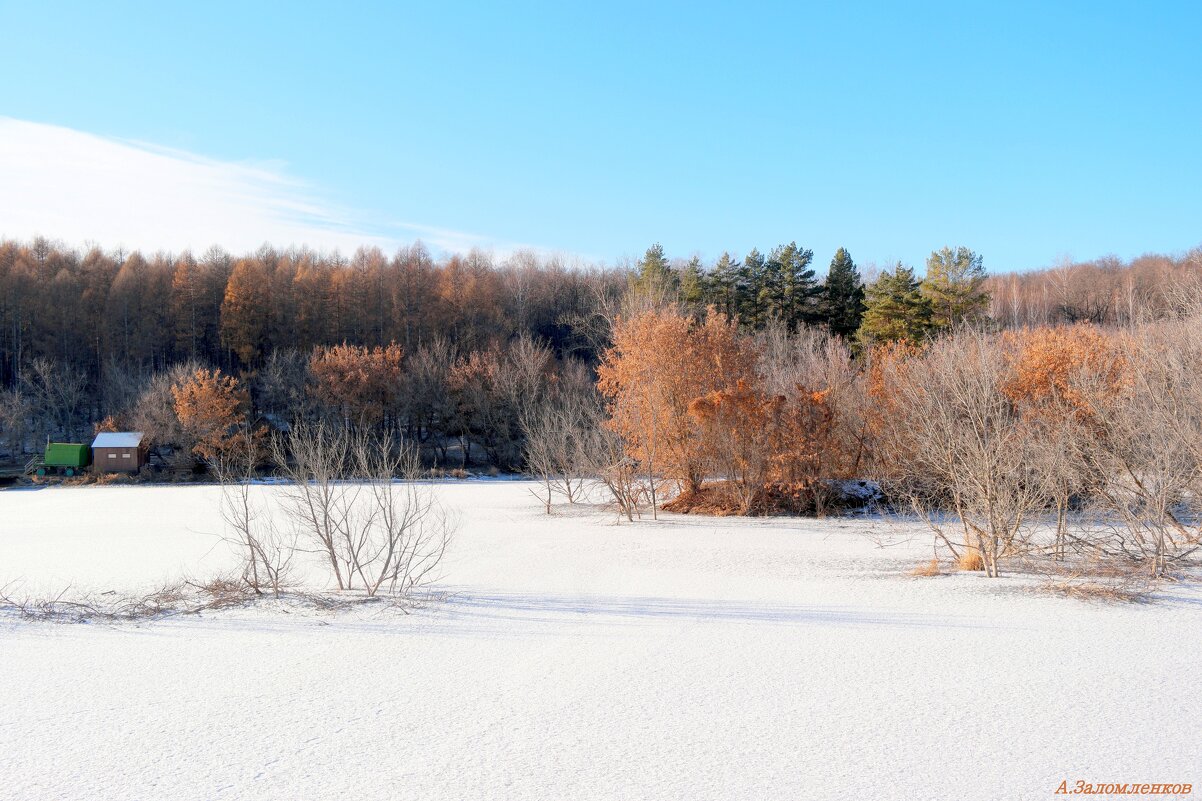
1, 481, 1199, 801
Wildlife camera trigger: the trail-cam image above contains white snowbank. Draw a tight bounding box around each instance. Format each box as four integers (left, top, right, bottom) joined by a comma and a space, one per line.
1, 482, 1199, 800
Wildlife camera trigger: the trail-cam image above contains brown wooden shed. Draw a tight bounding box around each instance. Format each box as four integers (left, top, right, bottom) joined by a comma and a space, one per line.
92, 432, 147, 473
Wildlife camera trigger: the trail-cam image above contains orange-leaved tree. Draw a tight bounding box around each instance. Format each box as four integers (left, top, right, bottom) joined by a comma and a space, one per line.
1000, 324, 1129, 426
171, 368, 251, 463
220, 259, 270, 366
308, 343, 404, 429
1000, 324, 1131, 557
597, 306, 755, 500
687, 380, 782, 512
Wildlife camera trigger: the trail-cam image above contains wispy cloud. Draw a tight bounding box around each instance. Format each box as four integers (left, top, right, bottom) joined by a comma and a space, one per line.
0, 117, 530, 257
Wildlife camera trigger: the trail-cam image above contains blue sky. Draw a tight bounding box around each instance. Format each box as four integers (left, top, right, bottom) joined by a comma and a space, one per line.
1, 0, 1200, 272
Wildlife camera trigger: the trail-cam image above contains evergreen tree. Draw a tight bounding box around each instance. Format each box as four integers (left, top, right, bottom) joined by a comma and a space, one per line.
821, 247, 865, 338
631, 243, 678, 300
921, 246, 990, 330
740, 248, 767, 326
776, 241, 818, 327
856, 264, 933, 345
709, 252, 742, 320
756, 243, 818, 329
759, 247, 787, 322
678, 255, 707, 307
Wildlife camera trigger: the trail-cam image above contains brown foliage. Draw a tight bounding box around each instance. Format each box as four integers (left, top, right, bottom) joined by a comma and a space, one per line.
308, 343, 404, 428
171, 368, 250, 462
1000, 325, 1129, 424
220, 259, 270, 365
910, 559, 942, 577
685, 382, 845, 513
598, 306, 755, 496
598, 307, 860, 515
957, 550, 985, 572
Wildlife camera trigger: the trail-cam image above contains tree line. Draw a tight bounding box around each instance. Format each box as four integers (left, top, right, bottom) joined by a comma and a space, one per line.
583, 302, 1202, 590
3, 234, 1201, 590
0, 235, 981, 461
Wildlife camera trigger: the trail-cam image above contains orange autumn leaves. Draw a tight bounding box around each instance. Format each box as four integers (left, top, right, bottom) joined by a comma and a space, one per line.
309, 343, 405, 428
999, 325, 1129, 424
171, 368, 251, 462
597, 308, 754, 494
868, 324, 1130, 443
600, 308, 1136, 516
171, 344, 408, 462
597, 307, 847, 512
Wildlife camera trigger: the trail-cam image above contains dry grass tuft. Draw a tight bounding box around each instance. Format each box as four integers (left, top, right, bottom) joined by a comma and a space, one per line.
910, 559, 942, 577
1028, 556, 1159, 604
0, 578, 438, 625
957, 549, 985, 572
1040, 579, 1152, 604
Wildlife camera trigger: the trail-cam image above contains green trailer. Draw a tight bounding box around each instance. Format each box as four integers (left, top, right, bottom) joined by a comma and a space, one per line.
34, 442, 91, 477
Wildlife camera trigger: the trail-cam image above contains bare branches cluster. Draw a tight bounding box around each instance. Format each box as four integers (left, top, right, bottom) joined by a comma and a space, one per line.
268, 423, 453, 598
871, 314, 1202, 585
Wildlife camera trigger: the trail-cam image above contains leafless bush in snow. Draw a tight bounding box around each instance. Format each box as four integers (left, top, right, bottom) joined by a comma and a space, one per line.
273, 422, 453, 598
873, 330, 1051, 577
213, 431, 297, 596
520, 363, 604, 512
1067, 321, 1202, 577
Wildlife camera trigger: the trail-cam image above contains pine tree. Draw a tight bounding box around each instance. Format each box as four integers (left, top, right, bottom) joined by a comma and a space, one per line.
921, 246, 990, 330
856, 264, 933, 345
631, 243, 678, 301
756, 243, 818, 329
679, 255, 707, 307
740, 248, 767, 326
709, 252, 743, 321
778, 241, 818, 327
759, 248, 785, 323
822, 248, 865, 338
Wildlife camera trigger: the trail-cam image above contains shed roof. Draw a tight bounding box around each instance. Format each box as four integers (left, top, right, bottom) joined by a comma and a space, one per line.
92, 432, 144, 448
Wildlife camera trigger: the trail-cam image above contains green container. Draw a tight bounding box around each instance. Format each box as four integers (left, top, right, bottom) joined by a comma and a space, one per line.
44, 442, 90, 469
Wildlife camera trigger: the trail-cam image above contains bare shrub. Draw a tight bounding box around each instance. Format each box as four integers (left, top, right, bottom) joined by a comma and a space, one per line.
1066, 320, 1202, 577
273, 422, 453, 598
351, 436, 454, 597
213, 431, 297, 596
521, 362, 605, 512
1025, 555, 1157, 603
580, 422, 655, 522
872, 331, 1051, 577
0, 578, 255, 624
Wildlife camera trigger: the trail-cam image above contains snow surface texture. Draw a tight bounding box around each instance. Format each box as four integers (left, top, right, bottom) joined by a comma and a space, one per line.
1, 482, 1199, 801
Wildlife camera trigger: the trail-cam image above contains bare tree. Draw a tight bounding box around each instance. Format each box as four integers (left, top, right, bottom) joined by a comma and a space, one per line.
583, 423, 648, 522
213, 431, 296, 596
128, 360, 204, 468
520, 361, 600, 512
874, 331, 1050, 576
272, 421, 357, 590
352, 437, 453, 597
404, 338, 457, 464
0, 387, 32, 460
273, 422, 452, 598
1069, 320, 1202, 577
22, 358, 88, 440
